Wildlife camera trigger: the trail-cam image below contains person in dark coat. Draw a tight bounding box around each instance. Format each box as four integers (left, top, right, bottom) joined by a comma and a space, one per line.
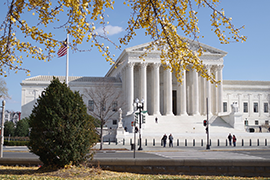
169, 134, 173, 147
233, 135, 237, 147
228, 133, 232, 146
162, 134, 167, 147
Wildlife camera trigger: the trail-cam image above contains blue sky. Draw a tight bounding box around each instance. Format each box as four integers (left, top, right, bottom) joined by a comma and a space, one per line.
1, 0, 270, 112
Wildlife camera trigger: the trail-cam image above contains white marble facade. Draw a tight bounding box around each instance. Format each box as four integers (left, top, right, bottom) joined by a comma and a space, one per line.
21, 40, 270, 139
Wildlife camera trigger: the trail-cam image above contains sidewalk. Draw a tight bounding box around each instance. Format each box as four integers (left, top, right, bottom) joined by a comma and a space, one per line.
92, 142, 270, 152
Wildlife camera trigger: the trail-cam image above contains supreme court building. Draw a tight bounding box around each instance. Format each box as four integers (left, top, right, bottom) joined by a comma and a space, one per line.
21, 40, 270, 140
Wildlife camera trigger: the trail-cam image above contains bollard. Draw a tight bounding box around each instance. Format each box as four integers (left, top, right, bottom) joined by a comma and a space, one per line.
145, 139, 147, 146
153, 139, 155, 146
242, 139, 244, 146
130, 139, 132, 145
177, 139, 179, 146
210, 139, 211, 146
185, 139, 187, 146
226, 139, 228, 146
115, 139, 118, 145
265, 139, 267, 146
109, 138, 110, 145
201, 139, 203, 146
123, 139, 125, 145
250, 139, 252, 146
257, 139, 259, 146
193, 139, 195, 146
217, 139, 219, 146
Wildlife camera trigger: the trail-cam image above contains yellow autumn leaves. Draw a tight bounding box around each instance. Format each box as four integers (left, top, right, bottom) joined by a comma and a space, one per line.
120, 0, 246, 84
0, 0, 246, 82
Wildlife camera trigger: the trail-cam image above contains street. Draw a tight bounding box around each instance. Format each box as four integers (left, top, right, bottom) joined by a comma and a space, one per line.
2, 146, 270, 160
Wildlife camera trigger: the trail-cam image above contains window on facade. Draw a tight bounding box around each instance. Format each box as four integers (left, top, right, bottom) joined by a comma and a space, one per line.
243, 102, 248, 113
264, 103, 268, 113
223, 102, 227, 112
265, 120, 269, 125
244, 120, 248, 126
112, 120, 117, 125
112, 101, 118, 111
254, 102, 258, 113
88, 100, 94, 111
255, 120, 259, 125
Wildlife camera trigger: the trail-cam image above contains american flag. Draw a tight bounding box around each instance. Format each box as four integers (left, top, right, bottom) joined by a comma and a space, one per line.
57, 39, 67, 57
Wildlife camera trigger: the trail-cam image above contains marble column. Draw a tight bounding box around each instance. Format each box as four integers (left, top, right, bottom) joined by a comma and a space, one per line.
237, 94, 242, 113
181, 69, 188, 116
201, 76, 206, 115
259, 94, 262, 117
206, 65, 212, 115
193, 68, 199, 115
176, 69, 187, 116
140, 62, 148, 111
227, 93, 231, 113
248, 94, 252, 117
126, 62, 134, 115
153, 63, 161, 115
165, 67, 173, 115
217, 65, 224, 115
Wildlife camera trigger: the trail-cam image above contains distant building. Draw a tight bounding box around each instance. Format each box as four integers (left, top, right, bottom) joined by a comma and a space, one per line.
0, 110, 21, 124
20, 40, 270, 140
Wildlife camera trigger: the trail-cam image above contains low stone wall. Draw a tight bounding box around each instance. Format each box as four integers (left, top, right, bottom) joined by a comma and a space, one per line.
0, 158, 42, 166
89, 159, 270, 177
1, 158, 270, 176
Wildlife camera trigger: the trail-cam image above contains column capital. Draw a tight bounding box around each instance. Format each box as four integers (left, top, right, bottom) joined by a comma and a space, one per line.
140, 62, 148, 68
127, 62, 135, 68
216, 65, 224, 71
153, 62, 161, 69
205, 64, 212, 70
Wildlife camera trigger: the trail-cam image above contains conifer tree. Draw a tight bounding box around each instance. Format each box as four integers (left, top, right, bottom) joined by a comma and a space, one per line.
28, 77, 98, 168
14, 117, 29, 137
4, 121, 15, 137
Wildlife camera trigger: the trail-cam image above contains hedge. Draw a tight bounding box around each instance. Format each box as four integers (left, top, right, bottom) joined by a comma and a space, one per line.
4, 140, 29, 146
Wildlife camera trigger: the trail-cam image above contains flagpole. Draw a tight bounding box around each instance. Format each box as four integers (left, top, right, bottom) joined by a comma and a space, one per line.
66, 33, 69, 86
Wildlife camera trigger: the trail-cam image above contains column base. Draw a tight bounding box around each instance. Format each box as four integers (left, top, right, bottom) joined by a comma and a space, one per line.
166, 112, 174, 116
192, 112, 200, 116
153, 111, 161, 116
180, 112, 188, 116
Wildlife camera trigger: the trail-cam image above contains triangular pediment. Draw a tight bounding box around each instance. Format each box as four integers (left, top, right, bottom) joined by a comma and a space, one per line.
125, 38, 227, 56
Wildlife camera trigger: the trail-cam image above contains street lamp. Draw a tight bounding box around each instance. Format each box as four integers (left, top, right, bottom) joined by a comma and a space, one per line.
0, 100, 5, 158
135, 98, 144, 151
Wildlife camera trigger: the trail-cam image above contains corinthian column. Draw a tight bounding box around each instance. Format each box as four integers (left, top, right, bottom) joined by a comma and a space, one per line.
153, 63, 161, 115
126, 62, 134, 115
205, 65, 212, 116
216, 65, 224, 115
179, 69, 187, 116
140, 62, 148, 111
193, 68, 199, 115
165, 67, 173, 116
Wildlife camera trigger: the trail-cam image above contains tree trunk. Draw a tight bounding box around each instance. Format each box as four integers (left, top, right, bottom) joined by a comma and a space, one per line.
100, 122, 103, 150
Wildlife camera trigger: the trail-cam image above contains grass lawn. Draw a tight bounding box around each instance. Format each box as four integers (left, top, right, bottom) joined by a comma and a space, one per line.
0, 165, 269, 180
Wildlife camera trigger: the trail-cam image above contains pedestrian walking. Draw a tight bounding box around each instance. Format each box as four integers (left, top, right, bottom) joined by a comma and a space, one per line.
155, 117, 158, 123
161, 134, 167, 147
228, 133, 232, 146
233, 135, 237, 147
169, 134, 173, 147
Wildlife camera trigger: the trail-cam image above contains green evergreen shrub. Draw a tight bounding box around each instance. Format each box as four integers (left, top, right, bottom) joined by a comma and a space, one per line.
4, 140, 29, 146
28, 77, 98, 168
15, 117, 30, 137
4, 121, 15, 137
